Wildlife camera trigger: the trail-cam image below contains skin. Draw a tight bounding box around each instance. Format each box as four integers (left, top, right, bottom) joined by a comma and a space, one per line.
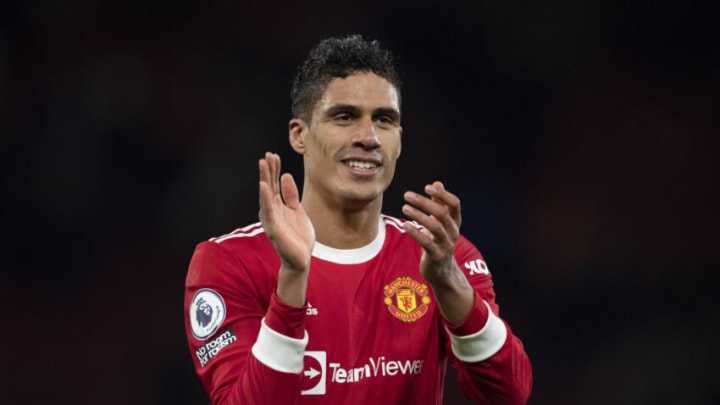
258, 72, 474, 326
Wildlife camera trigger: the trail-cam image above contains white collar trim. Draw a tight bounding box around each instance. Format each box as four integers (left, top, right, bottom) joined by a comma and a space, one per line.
311, 217, 385, 264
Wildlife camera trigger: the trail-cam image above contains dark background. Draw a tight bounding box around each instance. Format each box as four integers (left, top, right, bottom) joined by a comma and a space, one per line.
2, 1, 718, 404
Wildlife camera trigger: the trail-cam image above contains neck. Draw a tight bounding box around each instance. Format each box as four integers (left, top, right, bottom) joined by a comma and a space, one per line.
302, 195, 383, 249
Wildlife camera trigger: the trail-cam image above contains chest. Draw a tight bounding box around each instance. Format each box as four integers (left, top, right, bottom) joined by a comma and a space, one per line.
303, 251, 442, 362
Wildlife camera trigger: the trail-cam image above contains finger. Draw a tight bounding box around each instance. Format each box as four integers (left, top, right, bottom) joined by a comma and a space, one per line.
258, 182, 272, 222
404, 195, 462, 251
280, 173, 301, 209
259, 187, 274, 232
259, 154, 280, 226
267, 152, 281, 196
259, 158, 271, 204
259, 153, 276, 195
401, 202, 451, 247
403, 190, 457, 237
425, 181, 461, 225
404, 190, 447, 218
402, 221, 444, 258
259, 155, 269, 185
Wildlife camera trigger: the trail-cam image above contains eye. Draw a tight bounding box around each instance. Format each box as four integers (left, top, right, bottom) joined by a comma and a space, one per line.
377, 115, 393, 124
375, 115, 398, 128
333, 113, 353, 123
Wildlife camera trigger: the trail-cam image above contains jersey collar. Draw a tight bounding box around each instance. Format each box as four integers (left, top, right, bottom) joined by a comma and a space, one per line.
311, 217, 385, 264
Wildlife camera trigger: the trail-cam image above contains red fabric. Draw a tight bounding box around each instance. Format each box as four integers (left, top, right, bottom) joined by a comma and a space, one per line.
184, 216, 532, 404
445, 290, 490, 336
265, 292, 306, 339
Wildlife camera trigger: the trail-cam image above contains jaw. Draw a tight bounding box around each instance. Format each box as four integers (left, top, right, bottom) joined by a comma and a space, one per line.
301, 146, 398, 211
303, 166, 393, 212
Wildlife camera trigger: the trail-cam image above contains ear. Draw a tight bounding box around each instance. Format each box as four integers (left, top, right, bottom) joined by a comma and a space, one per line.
396, 126, 402, 159
289, 118, 308, 154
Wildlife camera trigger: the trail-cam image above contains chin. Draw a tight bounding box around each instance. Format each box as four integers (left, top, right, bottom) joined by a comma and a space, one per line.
340, 185, 385, 205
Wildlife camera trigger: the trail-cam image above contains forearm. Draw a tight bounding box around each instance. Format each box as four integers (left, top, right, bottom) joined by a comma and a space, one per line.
204, 293, 309, 405
444, 291, 532, 405
217, 354, 304, 405
450, 324, 532, 405
428, 261, 475, 326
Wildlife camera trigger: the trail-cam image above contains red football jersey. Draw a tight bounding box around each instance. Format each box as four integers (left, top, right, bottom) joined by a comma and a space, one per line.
184, 215, 531, 404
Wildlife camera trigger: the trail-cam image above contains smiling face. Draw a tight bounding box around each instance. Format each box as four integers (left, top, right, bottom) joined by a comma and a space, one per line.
290, 72, 402, 211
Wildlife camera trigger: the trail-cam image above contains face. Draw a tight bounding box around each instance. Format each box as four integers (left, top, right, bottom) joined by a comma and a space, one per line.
290, 72, 402, 208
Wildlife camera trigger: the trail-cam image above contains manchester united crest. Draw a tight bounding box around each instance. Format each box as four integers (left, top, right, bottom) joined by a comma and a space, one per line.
383, 277, 431, 322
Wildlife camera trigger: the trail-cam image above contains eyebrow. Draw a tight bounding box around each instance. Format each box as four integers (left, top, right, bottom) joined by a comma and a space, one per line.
324, 104, 401, 121
373, 107, 401, 122
324, 104, 361, 117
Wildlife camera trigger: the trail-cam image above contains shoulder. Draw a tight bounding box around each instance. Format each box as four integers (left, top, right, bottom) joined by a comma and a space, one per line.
381, 214, 413, 234
381, 214, 485, 263
208, 222, 267, 245
197, 222, 275, 255
380, 214, 417, 245
187, 222, 278, 283
380, 214, 475, 248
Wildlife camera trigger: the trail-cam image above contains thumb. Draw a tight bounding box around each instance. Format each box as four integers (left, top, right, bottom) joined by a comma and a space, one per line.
280, 173, 301, 208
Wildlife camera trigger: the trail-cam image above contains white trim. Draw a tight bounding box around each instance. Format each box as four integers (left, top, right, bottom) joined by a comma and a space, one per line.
251, 318, 308, 373
383, 215, 407, 233
211, 223, 265, 243
311, 217, 386, 264
447, 301, 508, 363
384, 215, 424, 234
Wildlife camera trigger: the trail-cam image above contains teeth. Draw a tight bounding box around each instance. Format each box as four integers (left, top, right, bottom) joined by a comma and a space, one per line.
346, 160, 377, 170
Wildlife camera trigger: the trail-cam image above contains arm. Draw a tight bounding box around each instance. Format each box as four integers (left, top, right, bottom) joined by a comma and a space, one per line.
185, 242, 307, 405
446, 240, 532, 405
184, 152, 315, 404
402, 181, 473, 325
258, 151, 315, 307
402, 181, 532, 404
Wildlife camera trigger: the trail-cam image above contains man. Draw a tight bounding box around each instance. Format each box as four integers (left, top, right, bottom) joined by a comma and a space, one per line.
184, 35, 532, 404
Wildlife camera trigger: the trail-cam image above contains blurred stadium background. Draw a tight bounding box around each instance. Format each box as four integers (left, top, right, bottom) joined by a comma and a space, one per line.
1, 1, 718, 404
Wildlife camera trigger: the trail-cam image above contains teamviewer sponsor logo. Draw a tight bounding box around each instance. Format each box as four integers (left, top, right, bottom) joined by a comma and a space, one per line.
302, 351, 327, 395
196, 327, 237, 367
301, 351, 424, 395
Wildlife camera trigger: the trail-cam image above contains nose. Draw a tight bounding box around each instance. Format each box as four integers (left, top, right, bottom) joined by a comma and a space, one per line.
352, 117, 381, 150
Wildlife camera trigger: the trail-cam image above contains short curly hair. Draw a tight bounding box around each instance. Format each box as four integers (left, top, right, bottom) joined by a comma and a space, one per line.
290, 35, 402, 122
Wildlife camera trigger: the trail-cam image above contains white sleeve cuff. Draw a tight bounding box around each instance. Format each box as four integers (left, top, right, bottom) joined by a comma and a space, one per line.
447, 301, 508, 363
251, 318, 308, 373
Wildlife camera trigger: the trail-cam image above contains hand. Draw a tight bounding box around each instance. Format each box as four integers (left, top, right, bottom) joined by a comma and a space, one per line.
402, 181, 473, 325
401, 181, 462, 283
258, 152, 315, 273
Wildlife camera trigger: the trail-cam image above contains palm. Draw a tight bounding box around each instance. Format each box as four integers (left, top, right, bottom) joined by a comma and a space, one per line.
402, 182, 462, 284
417, 227, 456, 283
258, 153, 315, 271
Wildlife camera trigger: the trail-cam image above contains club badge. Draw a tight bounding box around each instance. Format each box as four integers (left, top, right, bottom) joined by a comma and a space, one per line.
383, 277, 431, 322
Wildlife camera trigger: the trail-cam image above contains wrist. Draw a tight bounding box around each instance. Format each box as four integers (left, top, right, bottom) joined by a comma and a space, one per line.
276, 266, 310, 307
425, 260, 465, 290
427, 263, 474, 326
